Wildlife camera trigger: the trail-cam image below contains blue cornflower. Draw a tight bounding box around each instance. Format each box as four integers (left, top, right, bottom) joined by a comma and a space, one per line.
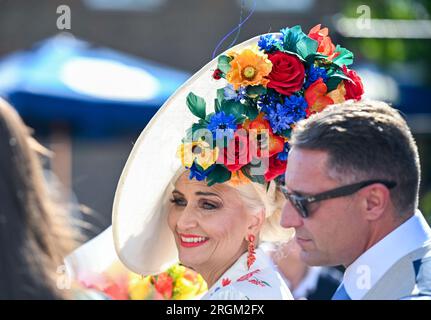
304, 65, 328, 88
257, 90, 280, 113
264, 103, 292, 133
263, 95, 307, 133
207, 111, 237, 141
258, 34, 279, 52
283, 95, 308, 123
189, 163, 214, 181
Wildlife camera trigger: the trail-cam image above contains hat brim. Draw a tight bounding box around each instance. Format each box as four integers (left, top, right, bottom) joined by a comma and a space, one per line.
112, 34, 273, 275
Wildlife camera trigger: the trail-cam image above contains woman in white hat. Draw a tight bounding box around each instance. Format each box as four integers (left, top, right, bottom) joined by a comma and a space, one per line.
112, 24, 363, 300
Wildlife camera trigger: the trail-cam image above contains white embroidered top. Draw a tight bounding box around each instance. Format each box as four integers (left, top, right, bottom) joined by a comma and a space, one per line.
201, 246, 293, 300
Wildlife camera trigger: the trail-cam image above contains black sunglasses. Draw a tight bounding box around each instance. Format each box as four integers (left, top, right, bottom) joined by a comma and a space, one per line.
280, 180, 397, 218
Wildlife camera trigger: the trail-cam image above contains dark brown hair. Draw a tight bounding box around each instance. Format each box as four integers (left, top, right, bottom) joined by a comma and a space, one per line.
290, 100, 420, 216
0, 98, 76, 299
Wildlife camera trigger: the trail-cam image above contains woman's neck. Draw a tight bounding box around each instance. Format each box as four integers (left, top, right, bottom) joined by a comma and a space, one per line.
196, 246, 248, 288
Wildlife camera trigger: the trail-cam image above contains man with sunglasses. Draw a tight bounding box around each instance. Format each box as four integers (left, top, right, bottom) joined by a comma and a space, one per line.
280, 100, 431, 300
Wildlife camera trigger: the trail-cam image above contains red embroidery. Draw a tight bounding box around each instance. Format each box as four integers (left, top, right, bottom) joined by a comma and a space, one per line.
221, 278, 231, 287
237, 269, 261, 282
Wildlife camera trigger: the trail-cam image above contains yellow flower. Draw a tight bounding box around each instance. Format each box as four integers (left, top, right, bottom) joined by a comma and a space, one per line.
172, 273, 208, 300
176, 141, 219, 170
128, 273, 154, 300
226, 46, 272, 90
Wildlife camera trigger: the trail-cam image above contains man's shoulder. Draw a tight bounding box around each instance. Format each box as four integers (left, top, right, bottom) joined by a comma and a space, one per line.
364, 242, 431, 300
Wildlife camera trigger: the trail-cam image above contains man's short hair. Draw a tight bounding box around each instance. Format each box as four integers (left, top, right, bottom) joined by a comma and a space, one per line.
290, 100, 421, 215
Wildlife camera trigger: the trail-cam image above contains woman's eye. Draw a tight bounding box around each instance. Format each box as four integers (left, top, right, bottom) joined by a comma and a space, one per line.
170, 198, 187, 206
200, 201, 218, 210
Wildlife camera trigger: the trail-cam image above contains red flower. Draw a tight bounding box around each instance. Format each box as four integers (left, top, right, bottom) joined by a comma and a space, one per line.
222, 278, 232, 287
212, 68, 223, 80
153, 273, 173, 299
308, 24, 339, 60
218, 130, 255, 172
304, 78, 334, 116
267, 52, 305, 96
342, 66, 364, 100
264, 155, 287, 182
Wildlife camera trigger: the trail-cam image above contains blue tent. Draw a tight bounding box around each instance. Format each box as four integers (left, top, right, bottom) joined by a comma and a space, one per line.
0, 34, 190, 135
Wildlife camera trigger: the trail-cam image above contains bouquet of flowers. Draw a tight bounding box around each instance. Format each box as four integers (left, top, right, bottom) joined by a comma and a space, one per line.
77, 262, 207, 300
177, 24, 364, 186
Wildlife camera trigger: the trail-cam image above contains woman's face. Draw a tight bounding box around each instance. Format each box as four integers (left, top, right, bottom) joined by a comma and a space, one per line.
167, 172, 259, 274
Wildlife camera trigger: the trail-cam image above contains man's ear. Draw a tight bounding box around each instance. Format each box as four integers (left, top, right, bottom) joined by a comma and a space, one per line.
361, 184, 391, 221
246, 209, 265, 236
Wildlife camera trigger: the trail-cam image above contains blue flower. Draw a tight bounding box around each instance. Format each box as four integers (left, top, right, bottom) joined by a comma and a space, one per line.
258, 34, 279, 52
264, 103, 291, 133
207, 111, 237, 141
277, 142, 290, 161
223, 84, 237, 101
283, 95, 308, 123
257, 90, 280, 113
189, 163, 214, 181
305, 65, 328, 89
224, 85, 247, 103
236, 86, 247, 103
263, 95, 307, 133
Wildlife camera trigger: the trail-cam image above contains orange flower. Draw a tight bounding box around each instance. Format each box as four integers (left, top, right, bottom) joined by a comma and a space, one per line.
226, 47, 273, 90
305, 78, 334, 116
326, 82, 346, 104
308, 24, 339, 60
247, 113, 284, 157
229, 169, 251, 186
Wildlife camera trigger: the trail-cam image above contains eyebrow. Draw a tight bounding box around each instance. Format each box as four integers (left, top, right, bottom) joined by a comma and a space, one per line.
172, 189, 220, 198
195, 191, 220, 197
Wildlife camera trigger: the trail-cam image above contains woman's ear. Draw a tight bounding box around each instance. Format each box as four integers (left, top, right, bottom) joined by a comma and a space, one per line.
246, 209, 265, 236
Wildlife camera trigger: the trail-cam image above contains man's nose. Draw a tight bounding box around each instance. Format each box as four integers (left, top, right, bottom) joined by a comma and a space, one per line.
280, 200, 304, 229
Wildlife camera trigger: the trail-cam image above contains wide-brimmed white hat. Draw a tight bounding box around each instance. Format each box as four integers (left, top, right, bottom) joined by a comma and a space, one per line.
112, 35, 266, 276
113, 24, 364, 275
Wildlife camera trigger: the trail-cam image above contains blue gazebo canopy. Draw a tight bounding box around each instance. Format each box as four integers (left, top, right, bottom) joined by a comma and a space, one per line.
0, 34, 190, 135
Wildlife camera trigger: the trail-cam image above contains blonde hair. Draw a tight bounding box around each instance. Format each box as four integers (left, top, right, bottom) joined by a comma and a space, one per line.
231, 180, 294, 243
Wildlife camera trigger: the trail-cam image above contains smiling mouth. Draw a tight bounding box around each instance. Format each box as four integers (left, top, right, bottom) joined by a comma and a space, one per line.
178, 234, 210, 248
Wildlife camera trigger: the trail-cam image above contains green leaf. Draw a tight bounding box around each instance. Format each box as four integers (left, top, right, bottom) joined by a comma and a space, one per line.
186, 92, 206, 120
244, 103, 259, 121
325, 77, 343, 92
246, 85, 267, 98
206, 165, 232, 186
305, 53, 328, 65
220, 100, 245, 123
241, 163, 266, 185
332, 45, 354, 67
214, 98, 221, 113
296, 36, 319, 60
217, 55, 233, 74
281, 25, 318, 60
217, 88, 225, 103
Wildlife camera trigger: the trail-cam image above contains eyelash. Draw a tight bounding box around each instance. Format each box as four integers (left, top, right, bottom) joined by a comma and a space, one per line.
169, 198, 219, 210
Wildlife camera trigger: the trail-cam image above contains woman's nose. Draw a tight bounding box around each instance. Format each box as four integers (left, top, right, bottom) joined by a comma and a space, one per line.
176, 205, 198, 230
280, 200, 304, 229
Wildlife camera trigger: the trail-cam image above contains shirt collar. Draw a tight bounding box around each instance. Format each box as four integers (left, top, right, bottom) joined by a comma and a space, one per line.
344, 210, 431, 300
202, 246, 273, 298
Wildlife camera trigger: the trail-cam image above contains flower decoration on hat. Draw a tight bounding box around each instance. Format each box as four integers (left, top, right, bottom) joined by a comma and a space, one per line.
178, 25, 364, 186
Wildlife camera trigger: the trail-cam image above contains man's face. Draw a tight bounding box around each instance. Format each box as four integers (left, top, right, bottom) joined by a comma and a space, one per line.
280, 148, 369, 267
